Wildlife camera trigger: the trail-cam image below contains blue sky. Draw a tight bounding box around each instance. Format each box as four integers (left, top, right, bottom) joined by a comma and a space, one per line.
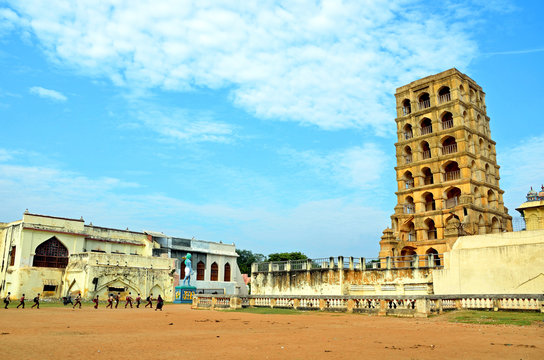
0, 0, 543, 258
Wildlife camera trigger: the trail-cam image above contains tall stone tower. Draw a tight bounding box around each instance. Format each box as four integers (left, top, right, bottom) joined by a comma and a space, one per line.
379, 68, 512, 260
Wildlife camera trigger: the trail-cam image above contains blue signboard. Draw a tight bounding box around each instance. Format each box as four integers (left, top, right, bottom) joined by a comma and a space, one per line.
173, 286, 196, 304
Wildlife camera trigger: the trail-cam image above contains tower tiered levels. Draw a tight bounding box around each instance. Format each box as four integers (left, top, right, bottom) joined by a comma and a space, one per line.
379, 68, 512, 260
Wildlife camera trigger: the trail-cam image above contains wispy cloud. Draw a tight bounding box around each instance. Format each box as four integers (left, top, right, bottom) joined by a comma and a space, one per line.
281, 143, 392, 190
484, 48, 544, 56
133, 106, 236, 143
29, 86, 67, 101
5, 1, 495, 133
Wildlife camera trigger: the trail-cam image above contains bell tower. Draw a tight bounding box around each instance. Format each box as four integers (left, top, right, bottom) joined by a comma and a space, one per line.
380, 68, 512, 260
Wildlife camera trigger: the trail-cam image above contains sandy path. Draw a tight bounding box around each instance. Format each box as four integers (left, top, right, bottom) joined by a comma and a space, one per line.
0, 305, 543, 359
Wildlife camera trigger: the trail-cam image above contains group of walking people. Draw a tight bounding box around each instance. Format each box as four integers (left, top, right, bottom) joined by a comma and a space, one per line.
3, 291, 164, 311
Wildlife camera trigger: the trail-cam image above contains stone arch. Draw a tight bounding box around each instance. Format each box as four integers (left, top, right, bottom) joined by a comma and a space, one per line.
459, 84, 465, 99
440, 111, 454, 129
478, 215, 486, 234
422, 191, 436, 211
444, 186, 461, 208
150, 284, 163, 297
424, 218, 437, 240
404, 196, 415, 214
420, 117, 432, 134
418, 92, 430, 110
400, 246, 417, 268
402, 99, 411, 115
403, 170, 414, 189
421, 167, 433, 185
404, 145, 412, 163
425, 248, 441, 266
443, 161, 460, 181
33, 237, 69, 268
473, 186, 481, 206
487, 189, 497, 208
403, 123, 413, 139
491, 217, 501, 233
420, 141, 431, 160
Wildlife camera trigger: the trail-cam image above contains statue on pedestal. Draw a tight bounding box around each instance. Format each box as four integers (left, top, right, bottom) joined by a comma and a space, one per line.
182, 253, 193, 286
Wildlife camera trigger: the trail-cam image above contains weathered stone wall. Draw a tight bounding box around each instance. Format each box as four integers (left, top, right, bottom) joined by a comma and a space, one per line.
65, 253, 175, 301
252, 267, 433, 296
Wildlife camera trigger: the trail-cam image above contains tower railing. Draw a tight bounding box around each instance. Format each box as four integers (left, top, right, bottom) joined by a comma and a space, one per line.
402, 106, 411, 115
403, 204, 415, 214
442, 143, 458, 155
437, 93, 451, 104
444, 170, 460, 181
417, 100, 430, 110
420, 125, 432, 135
444, 197, 459, 209
441, 119, 454, 129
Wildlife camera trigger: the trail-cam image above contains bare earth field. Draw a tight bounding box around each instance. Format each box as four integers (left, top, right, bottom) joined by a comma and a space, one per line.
1, 304, 543, 359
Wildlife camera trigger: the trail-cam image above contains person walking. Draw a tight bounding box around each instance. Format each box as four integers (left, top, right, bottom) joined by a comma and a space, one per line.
73, 293, 82, 309
155, 294, 164, 311
92, 295, 99, 309
3, 292, 11, 309
114, 292, 120, 309
17, 294, 25, 309
145, 293, 153, 308
125, 292, 133, 308
31, 293, 40, 309
135, 294, 141, 308
106, 294, 113, 309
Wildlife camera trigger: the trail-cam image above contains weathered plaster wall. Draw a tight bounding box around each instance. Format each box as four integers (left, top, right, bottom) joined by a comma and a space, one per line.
433, 230, 544, 295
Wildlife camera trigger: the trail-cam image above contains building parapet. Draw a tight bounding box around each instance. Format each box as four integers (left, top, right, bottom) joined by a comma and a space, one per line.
192, 293, 544, 317
68, 252, 175, 270
252, 255, 444, 274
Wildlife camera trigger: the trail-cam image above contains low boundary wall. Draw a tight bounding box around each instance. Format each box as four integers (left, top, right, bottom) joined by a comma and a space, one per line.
192, 294, 544, 317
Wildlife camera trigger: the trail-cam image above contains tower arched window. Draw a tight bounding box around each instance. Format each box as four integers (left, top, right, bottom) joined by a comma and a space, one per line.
420, 117, 432, 135
441, 136, 458, 155
421, 141, 431, 160
425, 248, 440, 266
423, 192, 435, 211
403, 124, 413, 140
402, 99, 411, 115
404, 146, 412, 164
445, 187, 461, 208
491, 217, 501, 233
418, 93, 430, 110
404, 171, 414, 189
404, 196, 415, 214
437, 86, 451, 104
441, 112, 454, 130
425, 219, 437, 240
33, 237, 69, 268
444, 161, 460, 182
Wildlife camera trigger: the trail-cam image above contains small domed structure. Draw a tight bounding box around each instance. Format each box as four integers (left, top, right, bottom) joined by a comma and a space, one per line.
527, 187, 538, 201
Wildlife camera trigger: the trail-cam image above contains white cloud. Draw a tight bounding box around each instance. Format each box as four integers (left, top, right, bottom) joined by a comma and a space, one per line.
29, 86, 67, 101
6, 1, 490, 133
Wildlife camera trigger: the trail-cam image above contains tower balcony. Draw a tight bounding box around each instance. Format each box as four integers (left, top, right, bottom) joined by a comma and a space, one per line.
420, 125, 432, 135
441, 119, 454, 130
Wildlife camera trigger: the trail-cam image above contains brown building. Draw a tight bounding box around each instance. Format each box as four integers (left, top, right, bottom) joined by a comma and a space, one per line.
379, 68, 512, 262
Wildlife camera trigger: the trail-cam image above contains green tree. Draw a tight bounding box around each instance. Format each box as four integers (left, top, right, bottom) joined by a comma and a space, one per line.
267, 252, 308, 262
236, 249, 266, 274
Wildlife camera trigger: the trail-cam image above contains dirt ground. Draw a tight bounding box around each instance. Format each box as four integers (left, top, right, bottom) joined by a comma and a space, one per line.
0, 304, 543, 359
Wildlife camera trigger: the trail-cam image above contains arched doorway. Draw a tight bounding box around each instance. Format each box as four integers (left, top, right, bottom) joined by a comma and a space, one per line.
400, 247, 417, 268
32, 237, 69, 268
